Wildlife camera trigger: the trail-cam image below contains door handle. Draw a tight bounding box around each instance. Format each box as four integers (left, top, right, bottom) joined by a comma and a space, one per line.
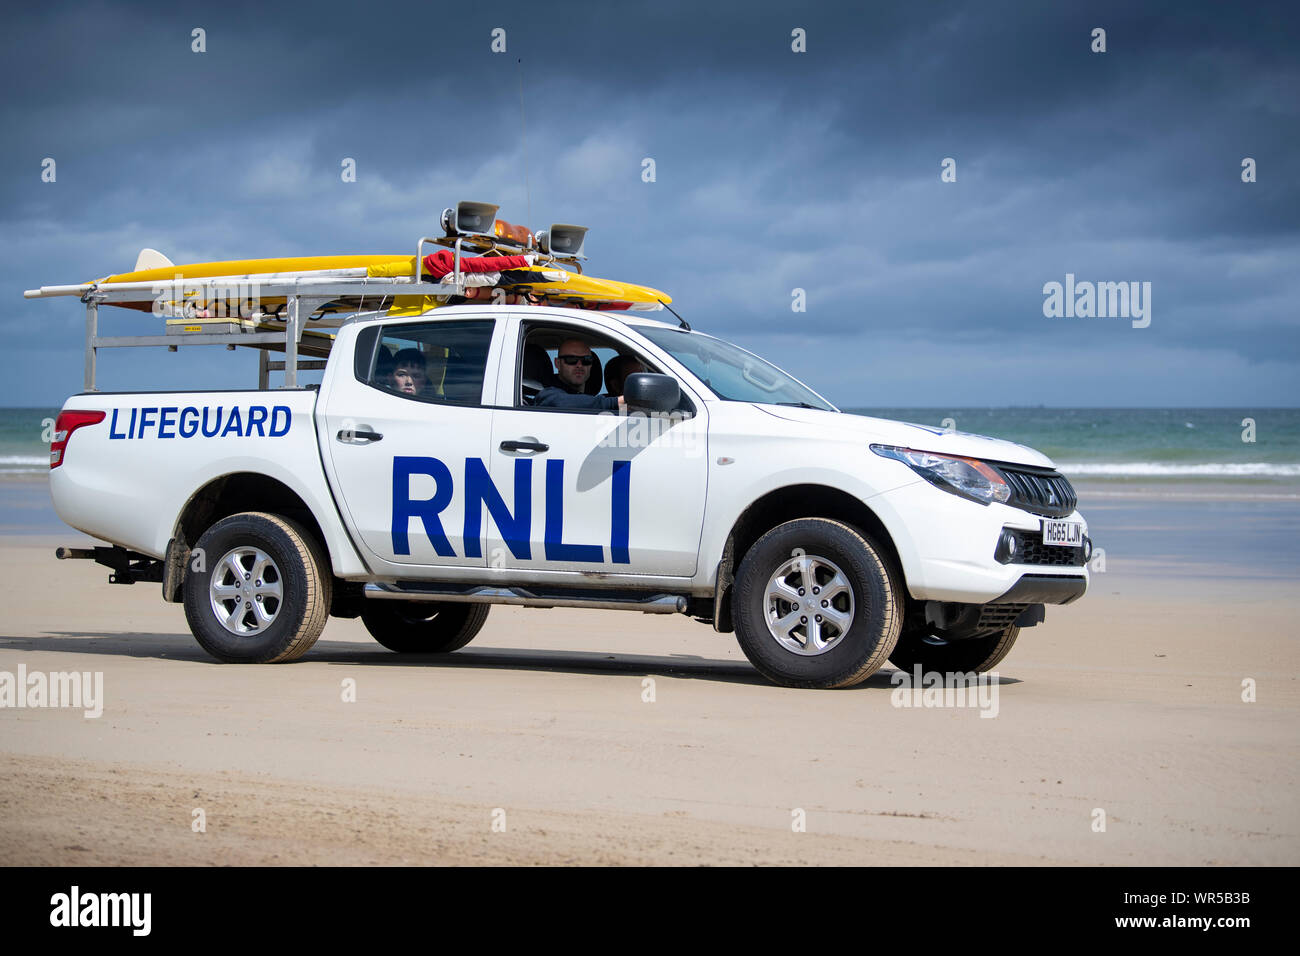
499, 439, 549, 453
337, 428, 383, 444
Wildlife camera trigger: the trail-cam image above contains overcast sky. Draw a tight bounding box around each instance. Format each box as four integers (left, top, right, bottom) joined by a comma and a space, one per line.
2, 0, 1296, 407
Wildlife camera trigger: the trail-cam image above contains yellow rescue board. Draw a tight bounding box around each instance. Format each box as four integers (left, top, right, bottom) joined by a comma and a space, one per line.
99, 254, 671, 312
101, 255, 406, 284
362, 258, 672, 305
504, 267, 670, 306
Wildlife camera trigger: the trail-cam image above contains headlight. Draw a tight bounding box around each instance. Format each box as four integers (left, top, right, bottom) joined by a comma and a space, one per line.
871, 445, 1011, 506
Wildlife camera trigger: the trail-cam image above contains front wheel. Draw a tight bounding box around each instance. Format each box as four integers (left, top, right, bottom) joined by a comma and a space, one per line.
888, 625, 1020, 675
731, 518, 902, 688
183, 512, 332, 663
361, 601, 490, 653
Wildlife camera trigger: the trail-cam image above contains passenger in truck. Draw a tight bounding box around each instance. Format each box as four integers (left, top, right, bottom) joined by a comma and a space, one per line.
604, 354, 645, 398
388, 348, 430, 397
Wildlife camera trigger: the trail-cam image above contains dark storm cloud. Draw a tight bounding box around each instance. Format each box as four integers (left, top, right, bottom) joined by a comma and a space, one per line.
2, 0, 1297, 405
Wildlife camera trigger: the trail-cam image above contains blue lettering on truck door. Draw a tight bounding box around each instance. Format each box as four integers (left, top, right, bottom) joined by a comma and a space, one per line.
543, 459, 602, 562
390, 457, 456, 557
390, 455, 632, 563
107, 404, 292, 439
463, 458, 532, 560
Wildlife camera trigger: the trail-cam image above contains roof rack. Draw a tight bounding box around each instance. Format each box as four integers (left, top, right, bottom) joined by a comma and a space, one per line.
24, 275, 460, 392
21, 201, 598, 391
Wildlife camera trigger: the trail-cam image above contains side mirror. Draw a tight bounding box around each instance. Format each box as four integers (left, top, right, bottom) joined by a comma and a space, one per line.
623, 373, 679, 412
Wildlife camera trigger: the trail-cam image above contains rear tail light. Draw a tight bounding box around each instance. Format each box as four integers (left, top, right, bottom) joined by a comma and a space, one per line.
50, 410, 105, 468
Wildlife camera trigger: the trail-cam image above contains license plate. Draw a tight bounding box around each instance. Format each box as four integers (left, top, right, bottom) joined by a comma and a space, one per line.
1042, 519, 1083, 547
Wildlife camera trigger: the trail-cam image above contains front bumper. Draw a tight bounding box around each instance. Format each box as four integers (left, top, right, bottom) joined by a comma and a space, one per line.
991, 573, 1088, 605
870, 478, 1090, 604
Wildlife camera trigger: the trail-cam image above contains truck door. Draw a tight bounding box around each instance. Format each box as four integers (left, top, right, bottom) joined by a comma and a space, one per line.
483, 316, 709, 578
318, 316, 503, 574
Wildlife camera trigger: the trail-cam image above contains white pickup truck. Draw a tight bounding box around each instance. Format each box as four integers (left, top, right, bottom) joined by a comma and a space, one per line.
47, 303, 1090, 688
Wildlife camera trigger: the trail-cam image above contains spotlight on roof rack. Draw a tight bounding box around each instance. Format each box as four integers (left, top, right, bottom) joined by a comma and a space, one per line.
441, 201, 500, 237
492, 219, 534, 248
537, 224, 588, 259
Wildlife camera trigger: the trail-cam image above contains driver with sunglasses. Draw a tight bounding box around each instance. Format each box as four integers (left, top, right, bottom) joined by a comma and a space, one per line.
536, 339, 626, 410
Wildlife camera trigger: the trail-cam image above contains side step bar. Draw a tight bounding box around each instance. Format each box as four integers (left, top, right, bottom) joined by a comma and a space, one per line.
365, 582, 688, 614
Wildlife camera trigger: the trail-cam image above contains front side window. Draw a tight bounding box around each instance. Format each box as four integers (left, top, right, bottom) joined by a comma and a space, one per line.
636, 326, 835, 410
516, 325, 661, 409
355, 320, 494, 406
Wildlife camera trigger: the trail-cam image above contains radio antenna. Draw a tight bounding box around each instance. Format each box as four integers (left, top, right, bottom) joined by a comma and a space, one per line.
517, 58, 533, 231
659, 299, 691, 331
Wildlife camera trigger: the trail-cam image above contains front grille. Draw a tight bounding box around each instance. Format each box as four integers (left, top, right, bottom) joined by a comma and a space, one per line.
1001, 528, 1088, 567
999, 466, 1078, 518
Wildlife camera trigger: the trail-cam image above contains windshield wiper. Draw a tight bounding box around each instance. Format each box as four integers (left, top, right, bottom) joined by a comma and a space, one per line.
776, 401, 820, 409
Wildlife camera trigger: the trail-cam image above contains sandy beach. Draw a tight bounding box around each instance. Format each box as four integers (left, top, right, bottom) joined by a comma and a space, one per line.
1, 477, 1297, 865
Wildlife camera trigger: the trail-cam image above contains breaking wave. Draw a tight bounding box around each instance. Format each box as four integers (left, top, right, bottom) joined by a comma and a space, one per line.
1058, 462, 1300, 477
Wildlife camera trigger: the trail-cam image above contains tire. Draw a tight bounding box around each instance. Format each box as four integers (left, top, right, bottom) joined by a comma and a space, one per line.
183, 512, 332, 663
731, 518, 901, 688
888, 625, 1021, 675
361, 601, 490, 653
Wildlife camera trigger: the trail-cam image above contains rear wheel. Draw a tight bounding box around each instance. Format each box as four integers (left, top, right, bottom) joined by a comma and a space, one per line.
361, 601, 490, 653
731, 518, 901, 688
183, 512, 331, 663
888, 625, 1021, 675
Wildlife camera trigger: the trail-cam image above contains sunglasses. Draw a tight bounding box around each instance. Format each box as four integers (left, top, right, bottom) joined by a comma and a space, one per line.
558, 355, 595, 366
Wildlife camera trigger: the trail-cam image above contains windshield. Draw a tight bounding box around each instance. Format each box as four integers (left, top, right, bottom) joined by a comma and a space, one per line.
636, 326, 836, 410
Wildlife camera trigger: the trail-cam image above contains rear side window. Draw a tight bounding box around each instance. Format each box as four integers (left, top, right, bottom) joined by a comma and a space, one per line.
356, 320, 494, 406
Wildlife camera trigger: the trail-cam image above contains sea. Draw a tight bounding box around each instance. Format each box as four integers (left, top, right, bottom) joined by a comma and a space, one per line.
843, 407, 1300, 484
3, 406, 1298, 482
